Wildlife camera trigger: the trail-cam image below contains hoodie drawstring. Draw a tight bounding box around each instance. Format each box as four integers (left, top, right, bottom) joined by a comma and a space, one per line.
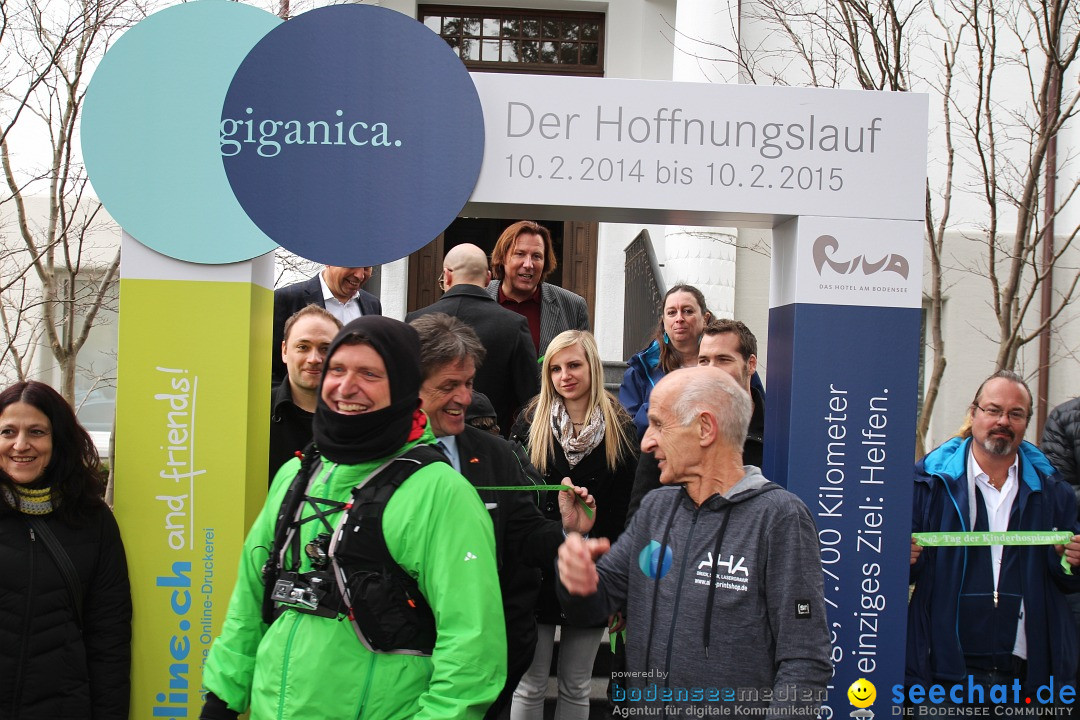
702, 507, 733, 659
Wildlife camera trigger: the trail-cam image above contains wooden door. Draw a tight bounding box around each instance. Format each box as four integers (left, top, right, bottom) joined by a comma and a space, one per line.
406, 233, 444, 313
562, 220, 597, 328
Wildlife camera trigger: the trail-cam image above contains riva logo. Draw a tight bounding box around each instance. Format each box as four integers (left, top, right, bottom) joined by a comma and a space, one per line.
813, 234, 909, 280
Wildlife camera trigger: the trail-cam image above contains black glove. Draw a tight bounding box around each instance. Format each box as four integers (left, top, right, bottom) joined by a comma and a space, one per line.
200, 691, 239, 720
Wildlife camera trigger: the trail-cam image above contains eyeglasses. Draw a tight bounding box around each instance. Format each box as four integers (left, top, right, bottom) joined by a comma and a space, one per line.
437, 264, 468, 291
974, 404, 1030, 423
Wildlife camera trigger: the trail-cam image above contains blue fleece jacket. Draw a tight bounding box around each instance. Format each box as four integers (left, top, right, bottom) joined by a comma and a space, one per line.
620, 341, 664, 439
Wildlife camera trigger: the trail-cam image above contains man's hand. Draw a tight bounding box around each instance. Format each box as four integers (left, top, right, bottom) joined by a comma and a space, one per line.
910, 536, 922, 566
1058, 534, 1080, 567
558, 532, 610, 596
558, 478, 596, 534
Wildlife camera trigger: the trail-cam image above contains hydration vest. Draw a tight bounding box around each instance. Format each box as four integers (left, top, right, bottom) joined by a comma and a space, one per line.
262, 443, 444, 655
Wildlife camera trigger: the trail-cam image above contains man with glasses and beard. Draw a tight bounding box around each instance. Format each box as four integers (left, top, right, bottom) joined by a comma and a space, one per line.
909, 371, 1080, 700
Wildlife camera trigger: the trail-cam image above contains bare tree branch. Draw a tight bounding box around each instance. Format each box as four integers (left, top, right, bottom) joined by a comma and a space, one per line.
0, 0, 143, 402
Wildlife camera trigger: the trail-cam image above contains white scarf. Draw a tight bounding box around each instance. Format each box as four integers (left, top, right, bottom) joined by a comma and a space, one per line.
552, 397, 605, 468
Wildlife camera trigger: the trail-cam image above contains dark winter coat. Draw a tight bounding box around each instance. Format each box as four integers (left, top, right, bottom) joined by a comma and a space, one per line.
1041, 396, 1080, 509
0, 501, 131, 720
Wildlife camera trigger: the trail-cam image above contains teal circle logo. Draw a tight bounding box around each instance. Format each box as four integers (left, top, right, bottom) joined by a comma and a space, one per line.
637, 541, 673, 580
82, 4, 485, 266
82, 2, 281, 264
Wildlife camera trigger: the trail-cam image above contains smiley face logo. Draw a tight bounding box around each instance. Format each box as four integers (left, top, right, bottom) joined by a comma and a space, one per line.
847, 678, 876, 708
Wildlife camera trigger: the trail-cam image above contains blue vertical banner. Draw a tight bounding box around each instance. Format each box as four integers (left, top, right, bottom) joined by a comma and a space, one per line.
766, 217, 924, 718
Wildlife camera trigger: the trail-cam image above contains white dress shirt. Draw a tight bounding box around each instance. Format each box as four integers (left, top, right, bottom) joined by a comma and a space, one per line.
319, 274, 363, 325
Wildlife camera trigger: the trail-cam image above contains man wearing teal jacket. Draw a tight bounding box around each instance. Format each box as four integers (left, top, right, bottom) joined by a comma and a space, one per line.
201, 316, 505, 720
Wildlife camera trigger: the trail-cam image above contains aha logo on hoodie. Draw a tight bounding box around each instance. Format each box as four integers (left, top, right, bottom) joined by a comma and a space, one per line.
638, 541, 674, 579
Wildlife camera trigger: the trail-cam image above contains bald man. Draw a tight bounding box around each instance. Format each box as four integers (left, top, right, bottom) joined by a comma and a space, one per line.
557, 367, 831, 717
407, 243, 539, 436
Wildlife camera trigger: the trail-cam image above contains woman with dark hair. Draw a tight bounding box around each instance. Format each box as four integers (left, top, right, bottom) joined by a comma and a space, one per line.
0, 380, 132, 719
619, 284, 712, 438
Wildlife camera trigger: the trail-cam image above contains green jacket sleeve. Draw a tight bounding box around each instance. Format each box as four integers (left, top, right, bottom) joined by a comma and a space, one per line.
385, 462, 507, 720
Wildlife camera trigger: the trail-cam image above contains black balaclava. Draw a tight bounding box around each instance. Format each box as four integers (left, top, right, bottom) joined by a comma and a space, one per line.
312, 316, 422, 464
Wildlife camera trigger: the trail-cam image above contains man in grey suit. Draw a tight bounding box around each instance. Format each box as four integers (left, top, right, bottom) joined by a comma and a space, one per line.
271, 266, 381, 384
407, 244, 538, 436
484, 220, 589, 360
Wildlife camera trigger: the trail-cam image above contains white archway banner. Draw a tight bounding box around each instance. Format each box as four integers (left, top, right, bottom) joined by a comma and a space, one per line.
87, 6, 928, 716
467, 73, 927, 225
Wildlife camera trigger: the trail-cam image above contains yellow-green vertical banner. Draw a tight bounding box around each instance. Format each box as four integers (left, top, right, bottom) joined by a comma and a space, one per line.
113, 235, 273, 718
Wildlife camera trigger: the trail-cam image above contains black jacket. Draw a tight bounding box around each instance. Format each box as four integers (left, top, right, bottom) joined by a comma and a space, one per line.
0, 501, 131, 720
407, 284, 539, 436
271, 275, 382, 385
625, 384, 766, 524
453, 426, 563, 718
269, 380, 314, 485
511, 413, 637, 626
1041, 396, 1080, 510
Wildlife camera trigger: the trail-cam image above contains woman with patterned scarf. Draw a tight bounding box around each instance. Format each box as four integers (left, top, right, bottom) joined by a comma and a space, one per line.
0, 380, 132, 719
510, 330, 638, 720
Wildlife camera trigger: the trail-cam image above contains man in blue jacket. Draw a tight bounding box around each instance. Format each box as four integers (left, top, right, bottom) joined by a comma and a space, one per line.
909, 370, 1080, 695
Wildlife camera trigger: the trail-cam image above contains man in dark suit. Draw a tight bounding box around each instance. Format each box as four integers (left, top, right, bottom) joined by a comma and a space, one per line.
409, 312, 594, 720
271, 266, 381, 384
407, 243, 538, 436
484, 220, 589, 359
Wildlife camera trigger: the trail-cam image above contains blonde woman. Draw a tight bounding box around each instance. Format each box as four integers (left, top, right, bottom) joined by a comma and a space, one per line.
510, 330, 638, 720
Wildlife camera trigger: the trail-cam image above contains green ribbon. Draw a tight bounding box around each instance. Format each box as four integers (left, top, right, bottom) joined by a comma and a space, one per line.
913, 531, 1072, 547
913, 531, 1075, 574
474, 484, 594, 519
608, 617, 627, 653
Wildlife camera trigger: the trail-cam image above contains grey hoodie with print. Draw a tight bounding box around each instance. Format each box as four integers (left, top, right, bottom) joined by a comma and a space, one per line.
557, 468, 832, 717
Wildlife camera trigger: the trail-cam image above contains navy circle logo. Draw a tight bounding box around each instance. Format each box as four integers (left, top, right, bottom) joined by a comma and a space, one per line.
222, 5, 485, 266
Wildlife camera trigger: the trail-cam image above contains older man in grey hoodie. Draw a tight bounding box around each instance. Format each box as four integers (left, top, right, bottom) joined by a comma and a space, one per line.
558, 367, 831, 717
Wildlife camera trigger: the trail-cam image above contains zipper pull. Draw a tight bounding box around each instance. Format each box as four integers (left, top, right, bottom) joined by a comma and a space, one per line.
993, 590, 999, 608
29, 527, 36, 541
